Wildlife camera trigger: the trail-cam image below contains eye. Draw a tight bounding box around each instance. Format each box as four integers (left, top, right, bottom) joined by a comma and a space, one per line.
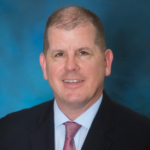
55, 52, 64, 57
80, 51, 89, 55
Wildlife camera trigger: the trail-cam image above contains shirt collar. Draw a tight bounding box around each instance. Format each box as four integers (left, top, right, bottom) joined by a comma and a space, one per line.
54, 94, 103, 129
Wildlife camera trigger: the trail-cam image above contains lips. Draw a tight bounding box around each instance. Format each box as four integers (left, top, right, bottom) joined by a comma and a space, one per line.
63, 80, 83, 83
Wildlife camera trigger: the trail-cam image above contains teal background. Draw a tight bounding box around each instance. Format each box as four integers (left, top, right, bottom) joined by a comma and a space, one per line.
0, 0, 150, 118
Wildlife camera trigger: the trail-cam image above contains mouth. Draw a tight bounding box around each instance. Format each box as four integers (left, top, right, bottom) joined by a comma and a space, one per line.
63, 80, 84, 84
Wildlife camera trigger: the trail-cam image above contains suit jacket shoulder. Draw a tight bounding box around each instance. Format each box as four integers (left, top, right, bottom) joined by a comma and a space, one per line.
112, 99, 150, 127
0, 100, 53, 130
81, 92, 150, 150
0, 100, 54, 150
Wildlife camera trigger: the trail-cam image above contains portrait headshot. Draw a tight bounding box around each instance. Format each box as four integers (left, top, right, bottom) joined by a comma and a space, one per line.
0, 1, 150, 150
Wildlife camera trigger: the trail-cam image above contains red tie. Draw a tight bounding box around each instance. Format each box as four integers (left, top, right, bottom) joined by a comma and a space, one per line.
63, 122, 81, 150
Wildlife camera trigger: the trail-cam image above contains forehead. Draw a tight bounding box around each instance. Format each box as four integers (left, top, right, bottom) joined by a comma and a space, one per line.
47, 23, 97, 49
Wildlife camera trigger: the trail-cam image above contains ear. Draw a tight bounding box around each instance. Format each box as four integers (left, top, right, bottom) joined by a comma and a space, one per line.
39, 53, 48, 80
104, 49, 113, 76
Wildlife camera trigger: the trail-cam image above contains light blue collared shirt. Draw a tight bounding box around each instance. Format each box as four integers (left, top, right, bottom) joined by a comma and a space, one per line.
54, 94, 103, 150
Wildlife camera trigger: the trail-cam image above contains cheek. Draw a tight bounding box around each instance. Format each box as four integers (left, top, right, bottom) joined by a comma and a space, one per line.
46, 65, 61, 91
85, 60, 105, 81
46, 62, 64, 81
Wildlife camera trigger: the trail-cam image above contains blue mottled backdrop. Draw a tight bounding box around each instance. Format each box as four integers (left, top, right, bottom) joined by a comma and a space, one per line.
0, 0, 150, 118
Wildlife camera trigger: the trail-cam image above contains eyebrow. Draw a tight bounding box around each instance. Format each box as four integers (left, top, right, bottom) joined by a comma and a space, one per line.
50, 47, 93, 53
77, 47, 93, 51
50, 49, 64, 54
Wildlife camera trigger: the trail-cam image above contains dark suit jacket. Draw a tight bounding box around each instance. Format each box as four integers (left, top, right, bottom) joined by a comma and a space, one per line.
0, 92, 150, 150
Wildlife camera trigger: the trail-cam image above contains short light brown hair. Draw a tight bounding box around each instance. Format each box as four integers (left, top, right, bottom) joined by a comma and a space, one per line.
43, 6, 106, 55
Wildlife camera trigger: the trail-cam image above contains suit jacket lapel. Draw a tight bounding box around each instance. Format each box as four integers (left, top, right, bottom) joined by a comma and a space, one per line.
81, 92, 115, 150
30, 100, 55, 150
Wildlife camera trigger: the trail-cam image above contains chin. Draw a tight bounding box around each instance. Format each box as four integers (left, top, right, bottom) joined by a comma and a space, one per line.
63, 93, 83, 102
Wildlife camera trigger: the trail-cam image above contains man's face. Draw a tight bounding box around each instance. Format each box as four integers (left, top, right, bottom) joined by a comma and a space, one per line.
40, 23, 113, 111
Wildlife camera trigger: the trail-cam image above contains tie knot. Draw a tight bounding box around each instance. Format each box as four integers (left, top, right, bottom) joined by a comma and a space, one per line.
63, 122, 81, 139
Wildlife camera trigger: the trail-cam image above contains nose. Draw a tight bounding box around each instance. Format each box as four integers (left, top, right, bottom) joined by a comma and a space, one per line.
65, 54, 80, 71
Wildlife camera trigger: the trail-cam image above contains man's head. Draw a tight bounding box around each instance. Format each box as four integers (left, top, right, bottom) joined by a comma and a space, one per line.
43, 6, 106, 55
40, 6, 113, 119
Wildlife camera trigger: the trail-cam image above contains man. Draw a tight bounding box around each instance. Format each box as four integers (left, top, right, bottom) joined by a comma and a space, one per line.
0, 6, 150, 150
